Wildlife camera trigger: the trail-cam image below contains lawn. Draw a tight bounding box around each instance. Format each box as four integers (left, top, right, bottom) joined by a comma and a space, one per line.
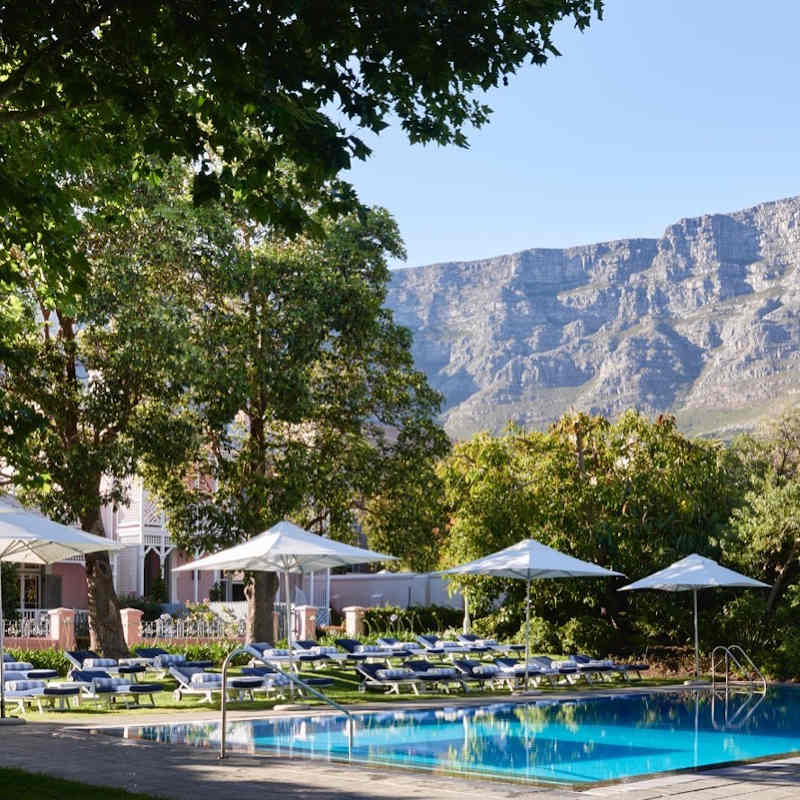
15, 663, 680, 724
0, 767, 164, 799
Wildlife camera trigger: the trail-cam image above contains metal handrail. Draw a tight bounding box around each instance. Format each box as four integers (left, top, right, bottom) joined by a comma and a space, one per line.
711, 645, 766, 693
219, 645, 354, 760
711, 685, 766, 730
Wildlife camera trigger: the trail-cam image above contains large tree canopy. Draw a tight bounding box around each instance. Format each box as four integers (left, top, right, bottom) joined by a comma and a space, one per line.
0, 1, 603, 290
143, 189, 447, 641
0, 161, 219, 654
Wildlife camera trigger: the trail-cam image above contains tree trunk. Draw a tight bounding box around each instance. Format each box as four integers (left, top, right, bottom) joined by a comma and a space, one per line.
245, 571, 280, 643
765, 538, 800, 616
84, 511, 129, 657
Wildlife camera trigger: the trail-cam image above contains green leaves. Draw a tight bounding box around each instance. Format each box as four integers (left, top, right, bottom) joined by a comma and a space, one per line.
438, 411, 745, 646
1, 1, 604, 293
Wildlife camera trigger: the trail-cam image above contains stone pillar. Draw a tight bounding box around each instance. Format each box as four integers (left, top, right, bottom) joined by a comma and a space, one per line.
296, 605, 318, 641
48, 607, 76, 651
120, 607, 143, 648
343, 606, 366, 638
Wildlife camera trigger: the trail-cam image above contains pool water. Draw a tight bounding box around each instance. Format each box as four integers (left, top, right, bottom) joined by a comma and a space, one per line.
115, 688, 800, 785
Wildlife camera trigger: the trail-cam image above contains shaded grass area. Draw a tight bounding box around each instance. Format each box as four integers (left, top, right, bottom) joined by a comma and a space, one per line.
0, 767, 164, 799
18, 663, 680, 724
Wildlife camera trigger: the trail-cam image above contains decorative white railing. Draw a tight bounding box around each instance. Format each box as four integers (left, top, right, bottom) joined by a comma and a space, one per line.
4, 610, 51, 638
141, 616, 247, 639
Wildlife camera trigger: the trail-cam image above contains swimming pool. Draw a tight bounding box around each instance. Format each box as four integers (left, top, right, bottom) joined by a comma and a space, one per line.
110, 688, 800, 786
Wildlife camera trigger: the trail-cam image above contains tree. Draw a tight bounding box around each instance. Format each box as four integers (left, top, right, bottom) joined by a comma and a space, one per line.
439, 412, 745, 651
1, 562, 19, 622
144, 203, 447, 642
0, 162, 221, 654
724, 410, 800, 616
1, 1, 603, 292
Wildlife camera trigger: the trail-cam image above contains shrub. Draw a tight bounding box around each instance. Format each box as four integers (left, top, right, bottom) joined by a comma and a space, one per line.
519, 616, 558, 651
131, 639, 248, 666
8, 648, 70, 676
362, 605, 463, 636
471, 604, 523, 641
119, 594, 164, 621
557, 616, 617, 656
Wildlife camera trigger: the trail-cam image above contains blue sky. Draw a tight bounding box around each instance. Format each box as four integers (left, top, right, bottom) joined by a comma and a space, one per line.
343, 1, 800, 269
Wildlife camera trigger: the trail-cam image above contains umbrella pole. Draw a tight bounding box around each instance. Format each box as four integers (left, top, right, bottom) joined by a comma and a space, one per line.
284, 569, 294, 699
693, 589, 699, 680
524, 578, 530, 690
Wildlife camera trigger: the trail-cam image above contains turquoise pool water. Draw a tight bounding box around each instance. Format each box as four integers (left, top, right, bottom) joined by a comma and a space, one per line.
116, 688, 800, 785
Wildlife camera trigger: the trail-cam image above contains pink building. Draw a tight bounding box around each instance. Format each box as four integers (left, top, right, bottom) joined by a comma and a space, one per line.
14, 479, 237, 616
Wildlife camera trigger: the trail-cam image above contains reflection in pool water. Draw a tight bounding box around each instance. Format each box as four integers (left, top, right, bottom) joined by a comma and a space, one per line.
114, 688, 800, 785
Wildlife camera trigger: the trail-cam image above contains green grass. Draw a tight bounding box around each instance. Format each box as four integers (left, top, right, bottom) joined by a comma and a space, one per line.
18, 663, 681, 724
0, 767, 165, 799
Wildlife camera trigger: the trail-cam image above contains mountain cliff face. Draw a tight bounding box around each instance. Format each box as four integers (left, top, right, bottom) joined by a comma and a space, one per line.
386, 196, 800, 440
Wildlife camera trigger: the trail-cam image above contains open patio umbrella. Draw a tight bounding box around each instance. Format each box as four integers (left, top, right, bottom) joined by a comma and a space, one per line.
441, 538, 624, 688
0, 497, 123, 719
175, 520, 396, 662
619, 553, 769, 682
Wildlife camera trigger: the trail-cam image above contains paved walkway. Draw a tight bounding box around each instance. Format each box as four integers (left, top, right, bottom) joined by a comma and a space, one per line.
0, 694, 798, 800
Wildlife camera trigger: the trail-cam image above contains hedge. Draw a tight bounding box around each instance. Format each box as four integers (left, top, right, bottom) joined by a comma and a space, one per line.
362, 604, 463, 636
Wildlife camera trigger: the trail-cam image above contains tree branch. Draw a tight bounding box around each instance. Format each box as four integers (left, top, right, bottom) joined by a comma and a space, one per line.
0, 5, 111, 106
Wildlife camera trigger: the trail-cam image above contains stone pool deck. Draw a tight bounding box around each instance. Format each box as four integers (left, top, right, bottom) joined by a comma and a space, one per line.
0, 688, 798, 799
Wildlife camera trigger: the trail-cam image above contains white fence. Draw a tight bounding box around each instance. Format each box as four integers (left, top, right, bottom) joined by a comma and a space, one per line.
4, 609, 51, 638
141, 616, 247, 639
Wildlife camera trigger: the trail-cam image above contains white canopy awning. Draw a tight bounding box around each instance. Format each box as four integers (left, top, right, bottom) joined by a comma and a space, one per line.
620, 553, 769, 592
0, 497, 122, 564
441, 538, 623, 581
175, 520, 396, 574
619, 553, 769, 681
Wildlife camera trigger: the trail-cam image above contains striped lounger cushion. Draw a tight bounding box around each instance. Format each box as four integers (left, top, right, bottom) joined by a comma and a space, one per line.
5, 680, 44, 692
190, 673, 222, 687
376, 668, 416, 680
84, 658, 118, 668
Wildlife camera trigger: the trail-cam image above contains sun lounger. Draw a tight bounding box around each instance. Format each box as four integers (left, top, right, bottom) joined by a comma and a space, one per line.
168, 664, 263, 703
454, 634, 494, 655
355, 662, 425, 695
134, 647, 213, 676
241, 665, 335, 695
70, 669, 164, 708
238, 665, 292, 697
293, 640, 349, 667
530, 656, 580, 684
1, 658, 58, 680
568, 654, 649, 680
457, 633, 520, 656
3, 678, 81, 713
493, 657, 551, 688
403, 659, 468, 693
414, 634, 449, 656
376, 637, 421, 657
565, 654, 623, 682
66, 650, 146, 679
452, 659, 503, 689
335, 638, 395, 662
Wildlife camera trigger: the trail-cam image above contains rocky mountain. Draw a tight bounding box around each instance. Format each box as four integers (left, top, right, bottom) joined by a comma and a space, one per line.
386, 196, 800, 441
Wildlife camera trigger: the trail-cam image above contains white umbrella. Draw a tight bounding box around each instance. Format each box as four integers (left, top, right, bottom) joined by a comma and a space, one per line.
0, 497, 123, 719
176, 520, 396, 655
619, 553, 769, 682
442, 538, 623, 687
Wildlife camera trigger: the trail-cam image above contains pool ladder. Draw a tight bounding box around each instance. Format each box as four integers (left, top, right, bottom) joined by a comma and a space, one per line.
711, 645, 766, 693
218, 645, 354, 760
